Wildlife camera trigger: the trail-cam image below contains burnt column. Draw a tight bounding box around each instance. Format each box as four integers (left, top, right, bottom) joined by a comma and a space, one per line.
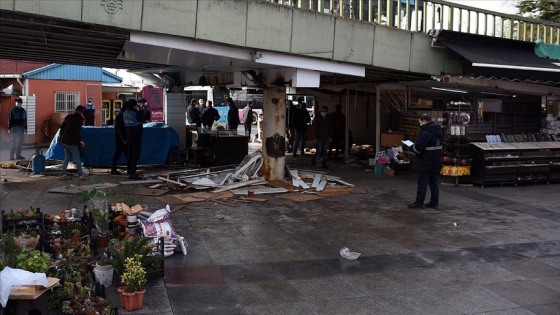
261, 87, 286, 181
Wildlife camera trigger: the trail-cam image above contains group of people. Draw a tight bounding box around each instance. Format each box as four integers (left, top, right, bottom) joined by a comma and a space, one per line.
53, 98, 150, 180
186, 97, 241, 131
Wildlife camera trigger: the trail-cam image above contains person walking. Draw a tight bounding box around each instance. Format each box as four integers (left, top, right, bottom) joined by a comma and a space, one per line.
242, 101, 254, 139
8, 97, 27, 160
311, 106, 332, 169
59, 105, 87, 180
407, 114, 443, 209
187, 99, 201, 128
292, 102, 311, 157
329, 104, 346, 160
83, 98, 96, 126
201, 100, 220, 129
110, 101, 129, 175
226, 97, 240, 130
124, 99, 147, 180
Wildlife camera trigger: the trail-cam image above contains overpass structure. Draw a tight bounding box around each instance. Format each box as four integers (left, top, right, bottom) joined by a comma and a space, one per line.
1, 0, 559, 179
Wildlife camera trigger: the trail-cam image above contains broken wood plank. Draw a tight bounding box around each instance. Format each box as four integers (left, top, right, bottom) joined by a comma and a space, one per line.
289, 169, 299, 179
316, 180, 327, 192
212, 179, 266, 193
131, 187, 170, 196
292, 178, 299, 187
326, 178, 355, 187
276, 193, 324, 202
298, 180, 310, 189
231, 188, 289, 195
155, 195, 187, 205
239, 197, 268, 202
311, 174, 322, 188
268, 180, 295, 191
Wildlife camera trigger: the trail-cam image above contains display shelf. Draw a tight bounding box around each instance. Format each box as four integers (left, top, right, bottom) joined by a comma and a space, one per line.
470, 141, 560, 187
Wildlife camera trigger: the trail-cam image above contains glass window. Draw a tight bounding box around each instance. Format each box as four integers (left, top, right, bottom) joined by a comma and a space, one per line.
54, 91, 80, 113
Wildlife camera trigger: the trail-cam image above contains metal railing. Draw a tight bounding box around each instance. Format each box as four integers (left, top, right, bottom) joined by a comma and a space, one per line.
262, 0, 560, 44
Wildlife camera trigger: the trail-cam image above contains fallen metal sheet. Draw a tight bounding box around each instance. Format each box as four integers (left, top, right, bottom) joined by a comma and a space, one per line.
316, 180, 327, 192
192, 178, 218, 187
213, 179, 267, 193
120, 179, 163, 185
298, 179, 310, 189
311, 174, 322, 188
231, 188, 289, 195
48, 183, 119, 194
276, 193, 324, 202
292, 178, 299, 187
326, 177, 355, 187
155, 177, 186, 186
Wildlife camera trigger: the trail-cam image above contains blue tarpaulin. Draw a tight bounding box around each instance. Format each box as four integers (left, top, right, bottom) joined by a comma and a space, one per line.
45, 122, 179, 167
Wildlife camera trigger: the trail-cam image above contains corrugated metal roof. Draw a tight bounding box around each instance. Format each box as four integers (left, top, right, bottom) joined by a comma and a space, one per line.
23, 64, 122, 83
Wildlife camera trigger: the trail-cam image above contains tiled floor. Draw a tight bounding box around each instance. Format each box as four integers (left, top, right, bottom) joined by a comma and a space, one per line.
2, 144, 560, 314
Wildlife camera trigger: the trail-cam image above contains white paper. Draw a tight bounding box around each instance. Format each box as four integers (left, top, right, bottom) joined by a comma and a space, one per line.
401, 140, 414, 147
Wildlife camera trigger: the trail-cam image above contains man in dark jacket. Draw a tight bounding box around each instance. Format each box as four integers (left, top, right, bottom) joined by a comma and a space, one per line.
187, 99, 201, 128
226, 97, 240, 130
292, 102, 311, 157
242, 101, 254, 138
111, 101, 129, 175
8, 98, 27, 160
408, 115, 443, 209
59, 105, 87, 180
201, 100, 220, 129
329, 104, 346, 159
311, 106, 332, 169
124, 99, 147, 180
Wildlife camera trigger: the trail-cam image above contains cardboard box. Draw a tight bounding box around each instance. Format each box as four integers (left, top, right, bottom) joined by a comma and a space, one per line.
9, 277, 60, 300
381, 133, 404, 148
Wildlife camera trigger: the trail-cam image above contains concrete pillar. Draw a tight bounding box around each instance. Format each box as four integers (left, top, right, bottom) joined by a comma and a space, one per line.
261, 87, 286, 181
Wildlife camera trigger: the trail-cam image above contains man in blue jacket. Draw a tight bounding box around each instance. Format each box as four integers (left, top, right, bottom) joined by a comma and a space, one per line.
408, 115, 443, 209
8, 98, 27, 160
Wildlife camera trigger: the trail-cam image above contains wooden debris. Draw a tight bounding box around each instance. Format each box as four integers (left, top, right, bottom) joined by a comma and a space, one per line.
131, 187, 169, 196
239, 197, 268, 202
212, 179, 266, 193
231, 188, 289, 195
120, 179, 163, 185
311, 174, 322, 188
276, 193, 323, 202
299, 180, 310, 189
268, 180, 295, 191
316, 180, 327, 192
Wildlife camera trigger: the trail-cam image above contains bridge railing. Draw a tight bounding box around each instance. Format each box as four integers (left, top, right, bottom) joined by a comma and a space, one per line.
262, 0, 560, 44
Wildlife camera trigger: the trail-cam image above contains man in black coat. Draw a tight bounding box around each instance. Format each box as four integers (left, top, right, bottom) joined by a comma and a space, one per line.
124, 99, 147, 180
111, 101, 129, 175
408, 115, 443, 209
187, 99, 201, 128
226, 97, 240, 130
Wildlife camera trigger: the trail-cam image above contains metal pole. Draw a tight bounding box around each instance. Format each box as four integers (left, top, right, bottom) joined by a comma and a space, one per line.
375, 85, 381, 152
261, 87, 286, 181
345, 88, 350, 160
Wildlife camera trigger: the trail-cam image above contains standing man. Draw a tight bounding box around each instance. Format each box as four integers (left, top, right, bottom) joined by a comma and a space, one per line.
59, 105, 87, 180
242, 101, 254, 139
285, 100, 298, 152
137, 98, 151, 122
226, 97, 240, 130
187, 99, 201, 128
311, 106, 332, 169
292, 102, 310, 157
329, 104, 346, 160
201, 100, 220, 129
8, 97, 27, 160
407, 114, 443, 209
124, 99, 146, 180
111, 101, 129, 175
84, 98, 96, 126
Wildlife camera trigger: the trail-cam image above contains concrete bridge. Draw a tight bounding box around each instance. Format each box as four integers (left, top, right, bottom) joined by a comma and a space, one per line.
1, 0, 559, 179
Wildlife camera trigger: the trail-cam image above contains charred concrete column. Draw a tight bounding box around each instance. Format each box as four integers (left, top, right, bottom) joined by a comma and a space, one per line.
261, 87, 286, 181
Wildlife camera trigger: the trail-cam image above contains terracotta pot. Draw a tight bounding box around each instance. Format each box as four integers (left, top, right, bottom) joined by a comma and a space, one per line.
71, 235, 80, 244
119, 288, 146, 311
97, 235, 108, 248
117, 286, 127, 306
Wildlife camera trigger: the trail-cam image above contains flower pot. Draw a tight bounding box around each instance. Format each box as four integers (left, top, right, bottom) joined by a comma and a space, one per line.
97, 235, 108, 248
119, 289, 146, 311
117, 286, 127, 306
71, 235, 80, 244
93, 263, 114, 288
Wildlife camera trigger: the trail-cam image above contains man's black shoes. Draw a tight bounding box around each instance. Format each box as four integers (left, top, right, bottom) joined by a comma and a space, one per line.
407, 203, 424, 209
424, 203, 439, 209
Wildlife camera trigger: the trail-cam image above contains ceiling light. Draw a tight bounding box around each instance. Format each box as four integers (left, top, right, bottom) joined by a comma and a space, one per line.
431, 87, 468, 94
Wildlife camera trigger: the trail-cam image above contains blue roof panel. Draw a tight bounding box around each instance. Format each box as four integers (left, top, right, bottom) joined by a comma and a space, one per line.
23, 64, 122, 83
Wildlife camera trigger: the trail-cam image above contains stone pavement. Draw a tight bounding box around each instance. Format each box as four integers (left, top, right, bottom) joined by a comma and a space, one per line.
2, 143, 560, 314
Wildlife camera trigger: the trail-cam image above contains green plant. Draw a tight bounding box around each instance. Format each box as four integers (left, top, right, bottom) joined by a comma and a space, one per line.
122, 195, 137, 207
76, 175, 115, 236
122, 255, 146, 292
104, 237, 163, 274
0, 231, 17, 271
16, 249, 51, 273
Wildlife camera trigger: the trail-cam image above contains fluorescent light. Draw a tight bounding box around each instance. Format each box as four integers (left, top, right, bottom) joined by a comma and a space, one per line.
431, 87, 468, 94
481, 91, 509, 97
472, 63, 560, 73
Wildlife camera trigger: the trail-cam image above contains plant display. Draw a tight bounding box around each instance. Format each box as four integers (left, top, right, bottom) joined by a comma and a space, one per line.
76, 175, 115, 236
16, 249, 51, 273
4, 207, 38, 220
103, 237, 163, 274
122, 255, 146, 292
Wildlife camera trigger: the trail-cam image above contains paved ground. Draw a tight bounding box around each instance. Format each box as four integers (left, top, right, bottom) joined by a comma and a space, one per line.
2, 141, 560, 315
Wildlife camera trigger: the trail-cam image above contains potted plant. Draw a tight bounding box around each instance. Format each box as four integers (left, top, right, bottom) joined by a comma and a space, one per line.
118, 255, 146, 311
77, 175, 115, 247
16, 249, 51, 273
93, 260, 114, 288
105, 237, 163, 276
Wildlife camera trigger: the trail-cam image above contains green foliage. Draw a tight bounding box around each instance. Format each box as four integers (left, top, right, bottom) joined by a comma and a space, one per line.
516, 0, 560, 22
16, 249, 51, 273
104, 237, 163, 274
0, 231, 17, 271
76, 175, 115, 235
122, 255, 146, 292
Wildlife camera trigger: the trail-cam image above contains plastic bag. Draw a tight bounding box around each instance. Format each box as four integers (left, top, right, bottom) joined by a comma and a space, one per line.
0, 267, 49, 307
339, 247, 361, 260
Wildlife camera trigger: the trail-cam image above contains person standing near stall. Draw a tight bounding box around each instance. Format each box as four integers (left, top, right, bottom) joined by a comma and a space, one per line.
292, 102, 311, 157
201, 100, 220, 129
111, 101, 129, 175
83, 98, 96, 126
59, 105, 87, 180
8, 98, 27, 160
407, 114, 443, 209
226, 97, 240, 131
124, 99, 146, 180
187, 99, 201, 128
137, 98, 151, 122
242, 101, 254, 139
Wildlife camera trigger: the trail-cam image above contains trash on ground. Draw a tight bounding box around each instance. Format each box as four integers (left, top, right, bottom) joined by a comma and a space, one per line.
339, 247, 361, 260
